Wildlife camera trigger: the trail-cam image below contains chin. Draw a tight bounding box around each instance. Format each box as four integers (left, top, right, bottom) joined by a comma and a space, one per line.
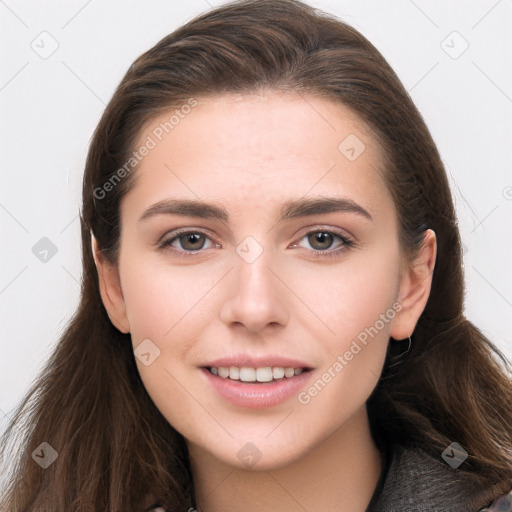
209, 437, 313, 472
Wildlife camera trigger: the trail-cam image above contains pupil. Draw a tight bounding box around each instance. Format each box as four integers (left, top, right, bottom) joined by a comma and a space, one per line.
183, 233, 204, 250
310, 232, 332, 250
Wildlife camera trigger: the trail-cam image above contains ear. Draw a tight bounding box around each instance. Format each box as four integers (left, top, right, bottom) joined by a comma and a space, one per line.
91, 232, 130, 333
389, 229, 437, 340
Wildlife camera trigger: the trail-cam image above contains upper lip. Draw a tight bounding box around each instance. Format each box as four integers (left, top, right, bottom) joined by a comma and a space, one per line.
203, 354, 313, 370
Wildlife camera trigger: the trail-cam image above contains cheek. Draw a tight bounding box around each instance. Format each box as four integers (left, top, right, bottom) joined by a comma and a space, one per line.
292, 256, 399, 424
289, 248, 400, 409
119, 252, 220, 342
119, 254, 218, 432
290, 249, 401, 345
118, 252, 226, 408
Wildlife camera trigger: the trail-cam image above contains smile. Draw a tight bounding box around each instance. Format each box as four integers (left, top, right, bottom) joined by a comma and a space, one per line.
208, 366, 307, 382
202, 366, 314, 408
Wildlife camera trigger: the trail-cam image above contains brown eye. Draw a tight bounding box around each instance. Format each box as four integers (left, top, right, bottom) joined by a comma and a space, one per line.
307, 232, 335, 251
293, 229, 355, 259
177, 233, 207, 251
159, 231, 216, 252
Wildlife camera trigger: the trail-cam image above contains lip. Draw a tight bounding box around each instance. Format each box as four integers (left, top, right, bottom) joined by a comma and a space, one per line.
201, 367, 314, 409
202, 354, 313, 370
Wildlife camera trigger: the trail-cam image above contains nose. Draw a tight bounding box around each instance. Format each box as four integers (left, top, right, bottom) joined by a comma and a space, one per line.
219, 249, 289, 334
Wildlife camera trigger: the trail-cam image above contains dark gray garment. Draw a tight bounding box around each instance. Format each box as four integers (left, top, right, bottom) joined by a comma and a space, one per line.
366, 442, 505, 512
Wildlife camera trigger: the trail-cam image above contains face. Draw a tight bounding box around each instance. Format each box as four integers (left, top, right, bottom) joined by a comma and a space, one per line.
100, 92, 420, 471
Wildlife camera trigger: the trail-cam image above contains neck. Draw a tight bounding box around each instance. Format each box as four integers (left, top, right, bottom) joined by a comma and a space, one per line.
188, 406, 383, 512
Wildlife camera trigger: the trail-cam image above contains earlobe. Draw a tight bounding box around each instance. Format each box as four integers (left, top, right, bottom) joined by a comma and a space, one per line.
91, 232, 130, 334
389, 229, 437, 340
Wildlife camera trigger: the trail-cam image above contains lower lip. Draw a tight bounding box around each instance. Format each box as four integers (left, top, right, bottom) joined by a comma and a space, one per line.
201, 368, 313, 409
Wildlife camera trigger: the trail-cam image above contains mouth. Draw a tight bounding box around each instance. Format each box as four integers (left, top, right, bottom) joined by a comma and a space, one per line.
201, 363, 314, 408
204, 365, 312, 383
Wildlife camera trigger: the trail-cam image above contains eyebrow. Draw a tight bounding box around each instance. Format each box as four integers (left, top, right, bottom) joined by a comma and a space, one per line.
139, 196, 373, 224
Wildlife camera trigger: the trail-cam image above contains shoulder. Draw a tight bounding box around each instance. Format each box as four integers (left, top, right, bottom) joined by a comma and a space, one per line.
371, 442, 511, 512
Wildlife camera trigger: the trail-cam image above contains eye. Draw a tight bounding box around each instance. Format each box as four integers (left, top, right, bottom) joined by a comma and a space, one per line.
157, 227, 354, 258
294, 229, 354, 257
158, 230, 219, 253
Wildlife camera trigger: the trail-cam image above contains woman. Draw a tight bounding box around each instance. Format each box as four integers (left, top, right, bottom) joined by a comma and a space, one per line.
1, 0, 511, 510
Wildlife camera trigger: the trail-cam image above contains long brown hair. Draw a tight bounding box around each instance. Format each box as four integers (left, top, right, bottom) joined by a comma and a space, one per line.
2, 0, 511, 509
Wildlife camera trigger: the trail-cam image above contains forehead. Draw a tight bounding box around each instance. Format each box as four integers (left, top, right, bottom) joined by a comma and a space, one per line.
124, 92, 393, 223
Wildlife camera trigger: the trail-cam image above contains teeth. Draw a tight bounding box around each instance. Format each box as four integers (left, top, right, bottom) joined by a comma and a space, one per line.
256, 367, 273, 382
239, 367, 256, 382
218, 367, 229, 378
284, 367, 295, 378
272, 367, 285, 379
209, 366, 305, 382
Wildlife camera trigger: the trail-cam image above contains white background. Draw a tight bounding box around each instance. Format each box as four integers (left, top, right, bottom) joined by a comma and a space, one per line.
1, 0, 511, 431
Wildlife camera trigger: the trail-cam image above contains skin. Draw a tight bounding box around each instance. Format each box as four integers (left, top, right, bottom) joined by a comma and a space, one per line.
93, 91, 436, 512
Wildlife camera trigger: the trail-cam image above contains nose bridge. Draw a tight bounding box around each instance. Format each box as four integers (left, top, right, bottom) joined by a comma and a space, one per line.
237, 243, 275, 297
219, 235, 289, 332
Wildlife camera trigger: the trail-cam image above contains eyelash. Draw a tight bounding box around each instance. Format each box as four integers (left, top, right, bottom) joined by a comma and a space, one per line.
157, 227, 355, 260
